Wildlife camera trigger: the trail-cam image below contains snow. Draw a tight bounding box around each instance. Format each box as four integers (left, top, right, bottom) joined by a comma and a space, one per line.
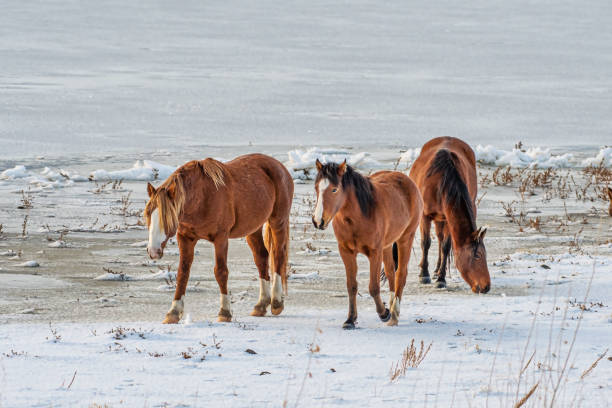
398, 148, 422, 167
286, 148, 381, 180
583, 147, 612, 167
2, 251, 610, 407
89, 160, 176, 182
0, 165, 28, 179
475, 145, 574, 168
17, 260, 39, 268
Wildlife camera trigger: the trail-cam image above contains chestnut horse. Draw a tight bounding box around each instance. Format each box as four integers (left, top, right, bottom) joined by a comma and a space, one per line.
409, 136, 490, 293
312, 160, 423, 328
144, 154, 294, 323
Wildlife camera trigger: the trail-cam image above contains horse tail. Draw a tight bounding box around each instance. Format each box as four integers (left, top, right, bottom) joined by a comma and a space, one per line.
263, 222, 289, 295
392, 242, 399, 270
380, 242, 400, 282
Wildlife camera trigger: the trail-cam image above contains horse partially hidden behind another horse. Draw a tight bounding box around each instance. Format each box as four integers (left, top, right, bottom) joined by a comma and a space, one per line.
144, 154, 294, 323
409, 136, 491, 293
312, 159, 423, 328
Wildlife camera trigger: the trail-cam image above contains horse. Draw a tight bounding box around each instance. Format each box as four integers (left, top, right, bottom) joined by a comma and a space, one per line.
312, 159, 423, 328
408, 136, 490, 293
144, 154, 294, 323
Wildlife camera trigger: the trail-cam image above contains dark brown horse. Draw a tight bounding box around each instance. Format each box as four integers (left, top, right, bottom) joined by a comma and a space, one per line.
312, 160, 423, 328
409, 136, 490, 293
144, 154, 294, 323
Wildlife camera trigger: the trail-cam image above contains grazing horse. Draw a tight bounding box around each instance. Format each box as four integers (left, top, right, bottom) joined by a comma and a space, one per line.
312, 159, 423, 328
409, 136, 491, 293
144, 154, 294, 323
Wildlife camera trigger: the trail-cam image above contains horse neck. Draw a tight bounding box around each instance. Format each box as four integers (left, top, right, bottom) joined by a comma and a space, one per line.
443, 201, 475, 248
337, 186, 363, 221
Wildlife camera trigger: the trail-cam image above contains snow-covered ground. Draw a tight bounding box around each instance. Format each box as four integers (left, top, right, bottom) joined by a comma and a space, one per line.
1, 253, 610, 407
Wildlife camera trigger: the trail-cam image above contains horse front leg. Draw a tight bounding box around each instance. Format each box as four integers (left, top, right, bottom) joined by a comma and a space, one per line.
339, 246, 358, 329
368, 248, 390, 322
433, 221, 451, 288
213, 236, 232, 322
162, 233, 196, 324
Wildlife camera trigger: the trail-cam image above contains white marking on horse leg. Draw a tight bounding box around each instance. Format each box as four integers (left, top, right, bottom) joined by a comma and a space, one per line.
258, 278, 271, 305
220, 293, 231, 314
147, 209, 165, 258
167, 296, 184, 318
271, 273, 283, 303
313, 179, 329, 225
389, 293, 395, 308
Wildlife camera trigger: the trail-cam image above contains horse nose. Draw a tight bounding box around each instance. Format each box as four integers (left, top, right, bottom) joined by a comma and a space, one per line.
148, 247, 162, 259
475, 283, 490, 294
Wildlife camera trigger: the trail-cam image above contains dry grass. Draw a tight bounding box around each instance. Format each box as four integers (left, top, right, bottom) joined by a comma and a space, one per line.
389, 339, 433, 381
17, 189, 34, 209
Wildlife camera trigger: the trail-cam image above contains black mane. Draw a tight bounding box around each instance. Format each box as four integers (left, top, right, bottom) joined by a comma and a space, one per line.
426, 149, 476, 230
317, 162, 375, 217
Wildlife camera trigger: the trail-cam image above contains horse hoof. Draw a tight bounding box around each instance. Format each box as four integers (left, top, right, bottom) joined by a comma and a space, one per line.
271, 300, 284, 315
217, 315, 232, 323
250, 307, 267, 317
379, 308, 391, 322
342, 321, 356, 330
435, 280, 446, 289
386, 317, 398, 327
162, 314, 180, 324
420, 276, 431, 284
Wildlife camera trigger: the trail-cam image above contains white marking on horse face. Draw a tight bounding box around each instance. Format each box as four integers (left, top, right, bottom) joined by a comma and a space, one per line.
258, 278, 271, 303
220, 293, 231, 312
271, 273, 283, 301
147, 209, 166, 259
313, 178, 330, 225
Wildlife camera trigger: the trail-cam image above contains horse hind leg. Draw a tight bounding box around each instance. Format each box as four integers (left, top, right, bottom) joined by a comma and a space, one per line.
247, 228, 271, 317
418, 216, 432, 284
266, 221, 289, 316
388, 230, 416, 326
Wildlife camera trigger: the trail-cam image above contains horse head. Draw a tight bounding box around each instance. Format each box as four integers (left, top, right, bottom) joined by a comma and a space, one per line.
312, 159, 348, 230
454, 227, 491, 293
144, 179, 183, 259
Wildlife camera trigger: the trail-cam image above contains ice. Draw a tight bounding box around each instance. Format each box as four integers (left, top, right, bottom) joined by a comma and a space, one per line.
583, 147, 612, 167
0, 165, 28, 179
475, 145, 574, 168
89, 160, 177, 181
286, 148, 381, 180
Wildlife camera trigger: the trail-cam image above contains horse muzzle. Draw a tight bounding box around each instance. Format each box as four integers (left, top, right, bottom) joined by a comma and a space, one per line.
472, 283, 490, 294
147, 246, 164, 260
311, 217, 328, 230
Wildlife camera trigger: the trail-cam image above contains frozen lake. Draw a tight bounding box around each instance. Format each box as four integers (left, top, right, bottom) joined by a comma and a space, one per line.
1, 0, 611, 161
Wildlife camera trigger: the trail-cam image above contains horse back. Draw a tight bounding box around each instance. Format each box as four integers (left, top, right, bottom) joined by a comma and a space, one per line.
409, 137, 477, 217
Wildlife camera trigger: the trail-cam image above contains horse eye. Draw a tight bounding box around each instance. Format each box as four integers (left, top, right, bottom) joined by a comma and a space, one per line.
332, 188, 338, 193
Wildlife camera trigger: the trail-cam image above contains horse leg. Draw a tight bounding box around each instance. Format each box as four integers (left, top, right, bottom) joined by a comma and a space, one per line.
247, 228, 271, 317
339, 246, 358, 329
368, 248, 390, 322
213, 236, 232, 322
162, 233, 196, 324
382, 245, 396, 295
435, 227, 452, 289
268, 221, 289, 316
389, 231, 416, 326
418, 216, 432, 284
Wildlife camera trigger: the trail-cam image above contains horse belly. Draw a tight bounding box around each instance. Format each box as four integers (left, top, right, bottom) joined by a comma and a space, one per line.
229, 183, 275, 238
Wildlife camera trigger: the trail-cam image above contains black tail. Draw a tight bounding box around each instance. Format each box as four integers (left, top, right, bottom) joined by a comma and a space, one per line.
392, 242, 398, 270
380, 242, 400, 283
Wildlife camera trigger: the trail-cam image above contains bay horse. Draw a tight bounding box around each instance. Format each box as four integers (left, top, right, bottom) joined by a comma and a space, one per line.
409, 136, 491, 293
144, 154, 294, 323
312, 159, 423, 328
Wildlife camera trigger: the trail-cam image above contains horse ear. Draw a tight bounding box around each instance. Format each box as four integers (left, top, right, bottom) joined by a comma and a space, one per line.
479, 227, 487, 241
166, 181, 176, 200
147, 182, 156, 198
337, 159, 347, 177
316, 158, 323, 171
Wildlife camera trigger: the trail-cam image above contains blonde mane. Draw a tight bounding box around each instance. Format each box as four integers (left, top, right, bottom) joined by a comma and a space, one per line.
144, 159, 226, 234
